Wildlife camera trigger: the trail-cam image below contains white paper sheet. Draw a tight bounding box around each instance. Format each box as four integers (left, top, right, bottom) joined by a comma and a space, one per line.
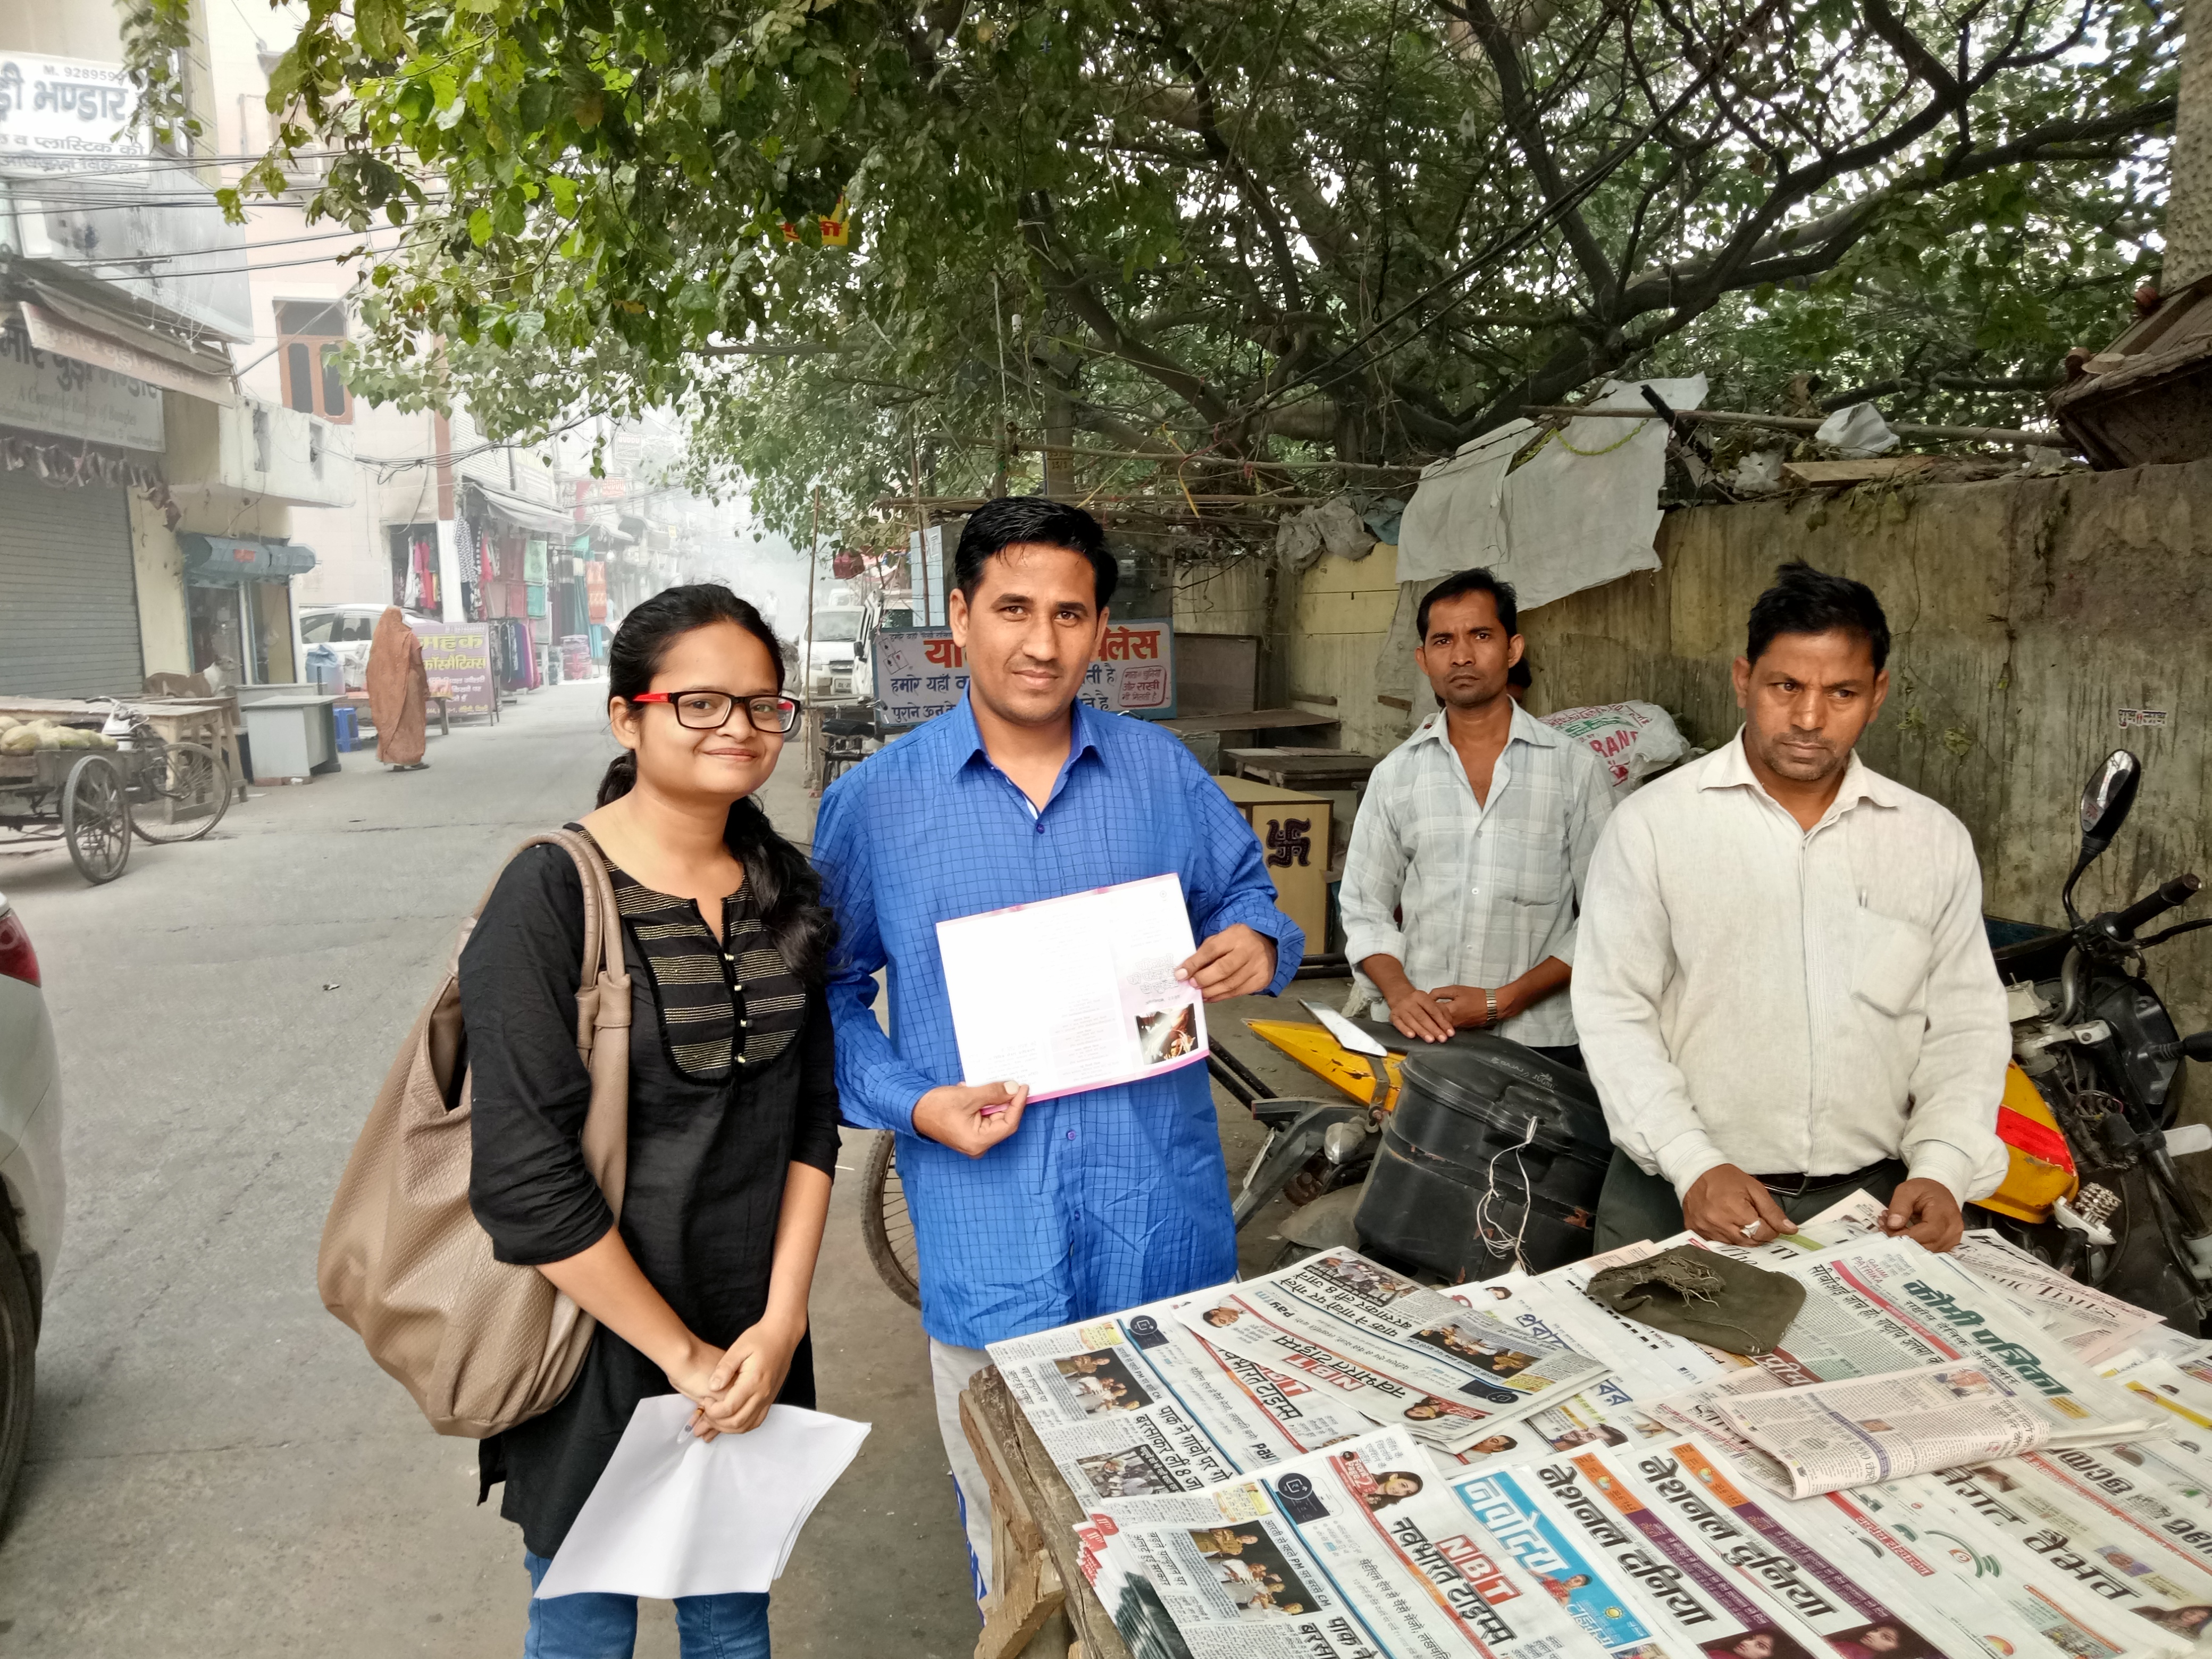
534, 1397, 871, 1601
934, 873, 1207, 1102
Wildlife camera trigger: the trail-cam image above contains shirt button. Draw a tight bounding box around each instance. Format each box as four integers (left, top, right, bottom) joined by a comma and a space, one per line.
1035, 821, 1045, 835
1066, 1129, 1075, 1141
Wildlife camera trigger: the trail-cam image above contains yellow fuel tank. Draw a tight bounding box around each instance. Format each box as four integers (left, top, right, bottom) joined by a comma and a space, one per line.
1243, 1018, 1403, 1110
1977, 1063, 2080, 1226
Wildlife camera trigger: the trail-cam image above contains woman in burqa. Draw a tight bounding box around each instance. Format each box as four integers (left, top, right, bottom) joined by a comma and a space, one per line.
365, 607, 431, 770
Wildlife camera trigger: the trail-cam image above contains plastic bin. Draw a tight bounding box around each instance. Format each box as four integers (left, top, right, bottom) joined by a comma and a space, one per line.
305, 643, 342, 696
1354, 1036, 1612, 1282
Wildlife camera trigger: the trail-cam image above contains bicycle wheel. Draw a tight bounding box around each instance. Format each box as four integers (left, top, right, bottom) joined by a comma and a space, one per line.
130, 740, 231, 844
860, 1132, 923, 1309
62, 754, 131, 884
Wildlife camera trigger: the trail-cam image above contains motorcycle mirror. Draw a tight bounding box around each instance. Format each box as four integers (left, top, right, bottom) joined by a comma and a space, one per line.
2065, 749, 2142, 925
2080, 749, 2142, 850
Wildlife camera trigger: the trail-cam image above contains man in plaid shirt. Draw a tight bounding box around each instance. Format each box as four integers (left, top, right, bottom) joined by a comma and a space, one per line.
1339, 568, 1611, 1061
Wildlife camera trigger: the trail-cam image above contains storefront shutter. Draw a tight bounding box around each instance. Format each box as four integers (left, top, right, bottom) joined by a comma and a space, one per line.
0, 470, 142, 698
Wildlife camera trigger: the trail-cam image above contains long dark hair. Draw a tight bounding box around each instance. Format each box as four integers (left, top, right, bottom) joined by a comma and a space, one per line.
596, 583, 834, 985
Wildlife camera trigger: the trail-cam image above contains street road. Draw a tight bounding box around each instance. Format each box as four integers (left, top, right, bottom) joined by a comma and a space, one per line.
0, 684, 979, 1656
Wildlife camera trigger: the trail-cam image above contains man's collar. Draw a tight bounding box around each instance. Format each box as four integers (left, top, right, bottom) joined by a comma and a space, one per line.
1409, 700, 1564, 751
945, 689, 1104, 777
1704, 727, 1901, 811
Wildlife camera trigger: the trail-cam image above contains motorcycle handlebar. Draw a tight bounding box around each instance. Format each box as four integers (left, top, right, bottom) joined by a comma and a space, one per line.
2148, 1031, 2212, 1063
2109, 873, 2203, 940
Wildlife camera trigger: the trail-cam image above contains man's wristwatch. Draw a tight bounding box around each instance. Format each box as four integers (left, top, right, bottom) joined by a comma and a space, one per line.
1484, 989, 1499, 1026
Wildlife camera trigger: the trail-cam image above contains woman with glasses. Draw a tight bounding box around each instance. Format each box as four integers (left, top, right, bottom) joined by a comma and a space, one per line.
458, 584, 833, 1658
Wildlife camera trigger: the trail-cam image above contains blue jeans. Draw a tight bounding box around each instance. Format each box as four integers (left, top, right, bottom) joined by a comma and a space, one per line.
524, 1552, 770, 1659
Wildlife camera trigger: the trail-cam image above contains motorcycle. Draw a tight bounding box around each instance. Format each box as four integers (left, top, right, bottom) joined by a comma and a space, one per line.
1980, 748, 2212, 1331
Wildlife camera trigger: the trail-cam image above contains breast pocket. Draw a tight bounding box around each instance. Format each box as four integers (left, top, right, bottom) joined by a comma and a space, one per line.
1853, 906, 1934, 1017
1487, 823, 1569, 908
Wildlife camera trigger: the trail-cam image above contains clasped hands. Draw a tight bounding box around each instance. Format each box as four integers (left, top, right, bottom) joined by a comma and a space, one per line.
1385, 981, 1515, 1043
910, 923, 1277, 1159
1681, 1164, 1966, 1253
669, 1311, 807, 1441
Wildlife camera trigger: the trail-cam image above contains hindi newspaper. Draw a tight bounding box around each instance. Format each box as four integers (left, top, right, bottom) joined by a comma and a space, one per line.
1684, 1361, 2051, 1497
1638, 1434, 2057, 1659
1075, 1426, 1591, 1659
1717, 1237, 2149, 1438
988, 1294, 1377, 1504
1448, 1446, 1834, 1659
1461, 1245, 1754, 1396
935, 873, 1208, 1101
1174, 1250, 1608, 1455
1922, 1459, 2212, 1654
1808, 1474, 2167, 1659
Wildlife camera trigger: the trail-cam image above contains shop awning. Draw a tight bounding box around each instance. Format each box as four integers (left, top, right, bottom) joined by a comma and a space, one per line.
179, 533, 317, 577
467, 480, 577, 537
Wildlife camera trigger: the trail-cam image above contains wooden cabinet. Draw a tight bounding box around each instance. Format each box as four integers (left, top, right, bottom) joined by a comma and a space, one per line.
1211, 774, 1331, 952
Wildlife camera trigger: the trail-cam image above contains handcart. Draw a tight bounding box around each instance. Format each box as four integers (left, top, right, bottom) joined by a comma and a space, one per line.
0, 699, 232, 884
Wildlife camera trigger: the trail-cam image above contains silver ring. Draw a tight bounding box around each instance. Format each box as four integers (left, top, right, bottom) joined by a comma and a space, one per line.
1741, 1220, 1763, 1239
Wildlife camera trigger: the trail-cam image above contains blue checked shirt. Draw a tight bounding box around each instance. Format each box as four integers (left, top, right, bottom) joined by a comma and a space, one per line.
811, 694, 1304, 1349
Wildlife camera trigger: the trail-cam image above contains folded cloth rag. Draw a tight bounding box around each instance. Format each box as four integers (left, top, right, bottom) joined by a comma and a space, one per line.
1583, 1245, 1806, 1356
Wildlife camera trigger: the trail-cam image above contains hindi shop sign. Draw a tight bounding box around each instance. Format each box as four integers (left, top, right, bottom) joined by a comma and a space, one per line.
0, 54, 144, 160
873, 621, 1176, 731
0, 311, 164, 450
407, 622, 497, 718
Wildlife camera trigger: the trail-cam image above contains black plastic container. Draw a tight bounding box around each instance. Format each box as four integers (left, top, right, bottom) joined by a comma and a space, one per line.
1353, 1035, 1613, 1282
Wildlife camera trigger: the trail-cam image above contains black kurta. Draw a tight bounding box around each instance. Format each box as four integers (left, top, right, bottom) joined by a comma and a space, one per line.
458, 836, 842, 1559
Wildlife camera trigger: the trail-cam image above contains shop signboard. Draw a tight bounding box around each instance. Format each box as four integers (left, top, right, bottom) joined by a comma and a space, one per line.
586, 559, 608, 623
0, 53, 143, 159
562, 635, 592, 680
873, 619, 1176, 731
0, 309, 164, 450
407, 621, 497, 717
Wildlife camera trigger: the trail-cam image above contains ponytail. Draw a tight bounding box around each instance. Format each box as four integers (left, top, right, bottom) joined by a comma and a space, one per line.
725, 795, 835, 985
596, 750, 638, 807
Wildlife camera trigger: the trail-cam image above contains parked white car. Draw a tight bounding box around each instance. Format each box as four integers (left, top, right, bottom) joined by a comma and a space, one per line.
0, 891, 62, 1514
298, 602, 432, 643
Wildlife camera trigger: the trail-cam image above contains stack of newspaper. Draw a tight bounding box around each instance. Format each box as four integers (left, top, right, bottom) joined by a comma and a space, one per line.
988, 1202, 2212, 1659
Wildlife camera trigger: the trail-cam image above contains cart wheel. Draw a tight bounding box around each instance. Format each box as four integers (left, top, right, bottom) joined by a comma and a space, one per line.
860, 1132, 923, 1310
62, 754, 131, 884
131, 740, 231, 844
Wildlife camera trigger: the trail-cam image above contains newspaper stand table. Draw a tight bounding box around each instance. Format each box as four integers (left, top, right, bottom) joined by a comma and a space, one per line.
960, 1365, 1132, 1659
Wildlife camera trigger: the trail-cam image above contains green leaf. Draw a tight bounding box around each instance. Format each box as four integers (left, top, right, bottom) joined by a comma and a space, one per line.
468, 206, 494, 246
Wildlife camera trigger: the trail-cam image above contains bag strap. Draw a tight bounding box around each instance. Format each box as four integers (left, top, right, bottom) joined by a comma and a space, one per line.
472, 827, 633, 1218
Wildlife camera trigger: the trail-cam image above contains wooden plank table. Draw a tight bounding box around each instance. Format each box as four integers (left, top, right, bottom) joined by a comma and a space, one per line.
1221, 747, 1382, 792
961, 1364, 1132, 1659
1158, 707, 1340, 739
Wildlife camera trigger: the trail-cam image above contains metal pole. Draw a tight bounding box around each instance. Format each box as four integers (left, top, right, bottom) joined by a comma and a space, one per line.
992, 272, 1011, 497
1520, 404, 2073, 451
802, 486, 822, 791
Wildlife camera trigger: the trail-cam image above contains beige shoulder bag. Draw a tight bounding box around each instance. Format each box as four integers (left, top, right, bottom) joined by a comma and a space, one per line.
316, 829, 631, 1438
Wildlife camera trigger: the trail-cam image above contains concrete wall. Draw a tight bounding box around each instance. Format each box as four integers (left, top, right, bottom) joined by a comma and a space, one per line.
1515, 458, 2212, 1030
128, 495, 191, 676
1292, 550, 1422, 757
129, 488, 295, 678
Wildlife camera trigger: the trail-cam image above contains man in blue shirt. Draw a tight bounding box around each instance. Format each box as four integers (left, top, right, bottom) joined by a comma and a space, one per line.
812, 497, 1303, 1597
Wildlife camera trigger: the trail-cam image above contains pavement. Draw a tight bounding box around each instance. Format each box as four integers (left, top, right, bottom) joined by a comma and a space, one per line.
0, 680, 1338, 1656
